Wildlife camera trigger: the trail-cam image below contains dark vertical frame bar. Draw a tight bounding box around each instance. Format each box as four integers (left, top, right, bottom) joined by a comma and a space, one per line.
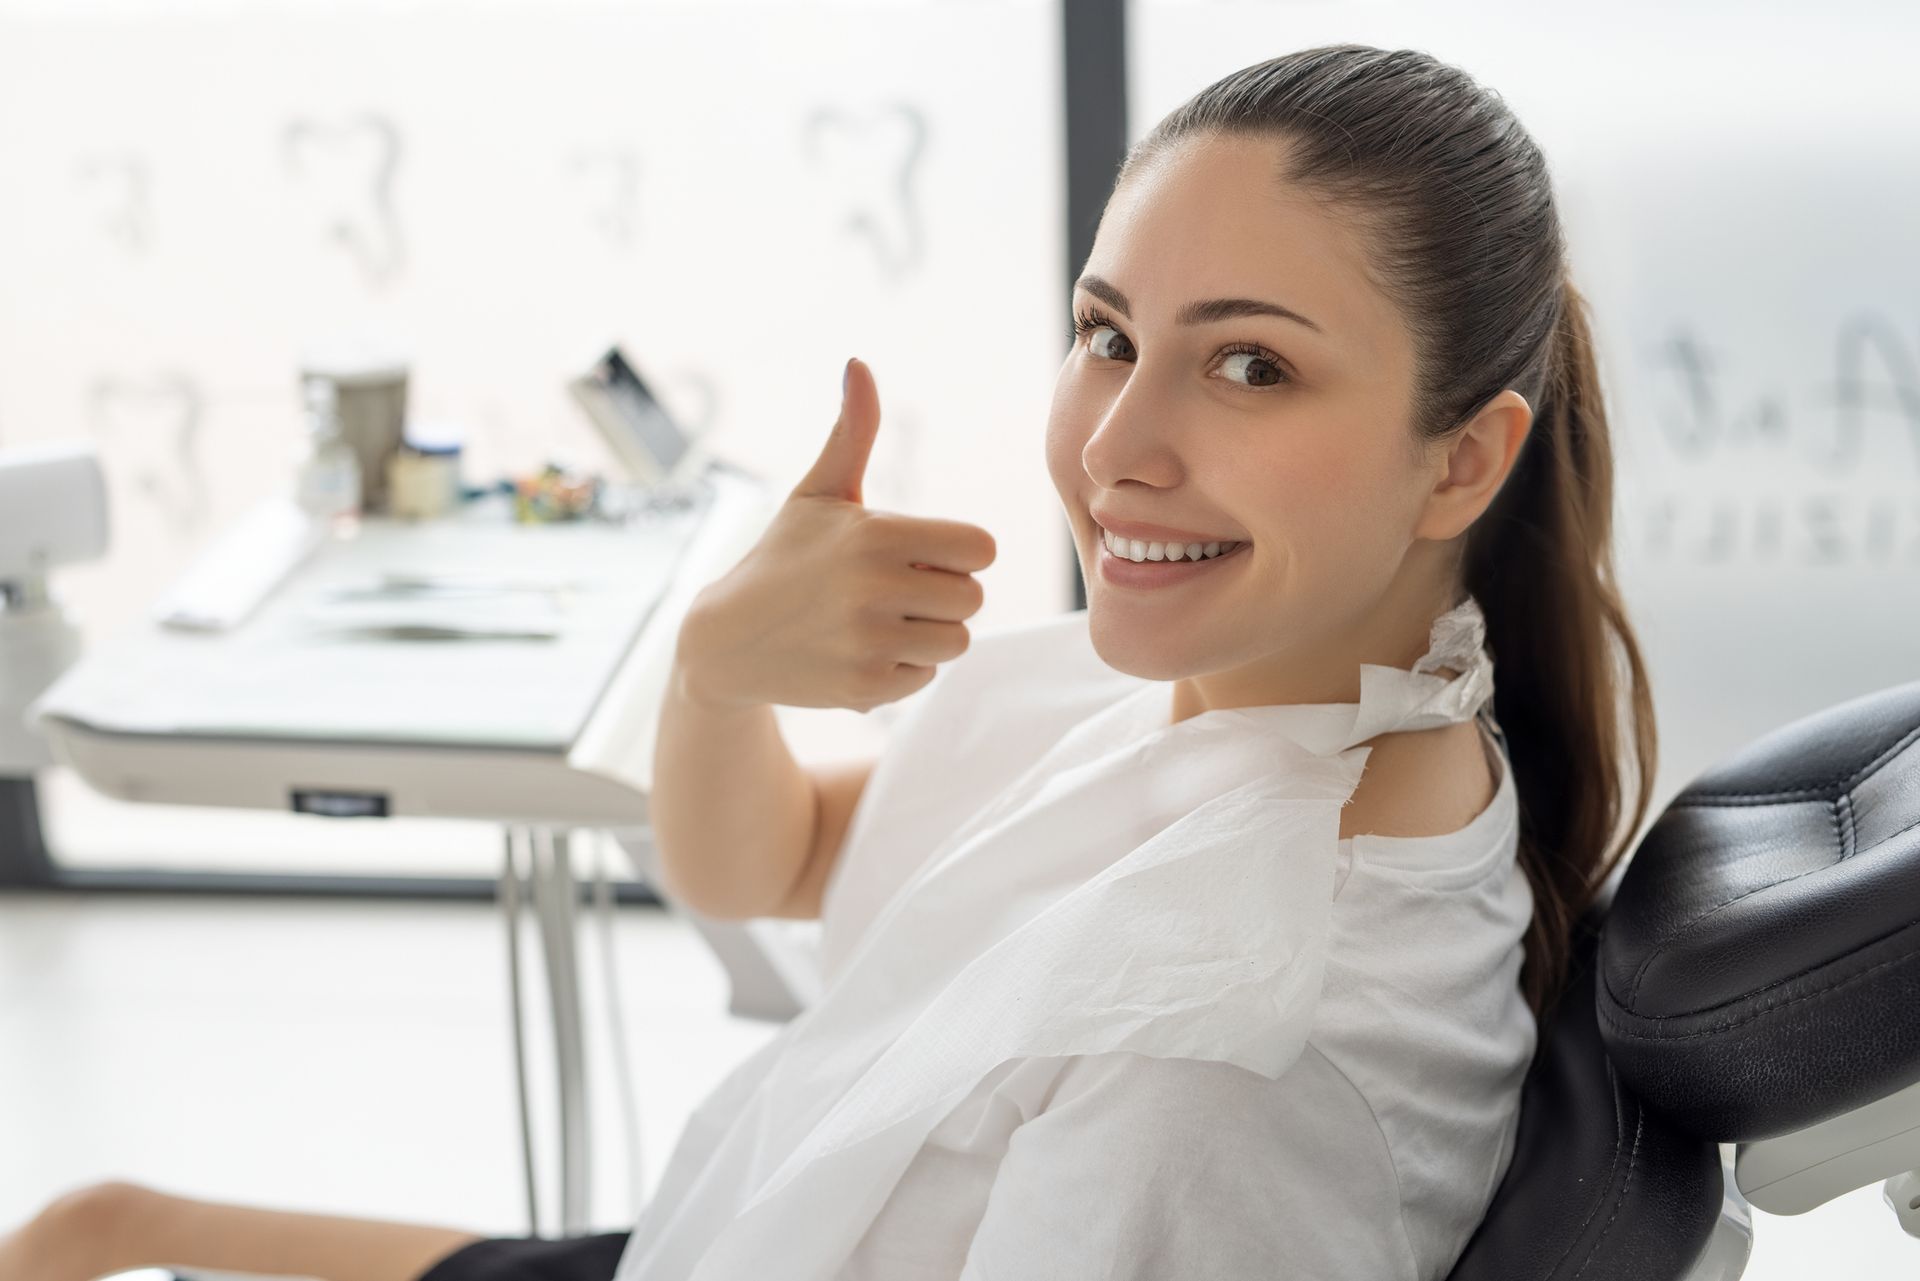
1063, 0, 1128, 612
0, 777, 56, 888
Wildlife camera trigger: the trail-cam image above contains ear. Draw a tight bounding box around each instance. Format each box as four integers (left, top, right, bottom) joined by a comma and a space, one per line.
1415, 389, 1533, 542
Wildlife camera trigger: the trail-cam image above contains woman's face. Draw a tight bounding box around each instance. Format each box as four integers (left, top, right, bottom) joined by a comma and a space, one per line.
1045, 132, 1527, 713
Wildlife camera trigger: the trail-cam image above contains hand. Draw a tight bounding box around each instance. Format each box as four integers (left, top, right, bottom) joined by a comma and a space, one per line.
675, 357, 996, 713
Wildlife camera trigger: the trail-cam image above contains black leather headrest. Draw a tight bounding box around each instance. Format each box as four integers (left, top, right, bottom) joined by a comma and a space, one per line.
1446, 887, 1723, 1281
1596, 679, 1920, 1142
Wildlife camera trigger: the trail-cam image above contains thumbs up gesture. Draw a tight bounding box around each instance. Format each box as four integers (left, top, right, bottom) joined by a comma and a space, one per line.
675, 358, 998, 713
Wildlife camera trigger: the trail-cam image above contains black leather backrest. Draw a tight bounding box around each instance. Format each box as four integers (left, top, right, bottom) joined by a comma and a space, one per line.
1445, 890, 1724, 1281
1595, 678, 1920, 1142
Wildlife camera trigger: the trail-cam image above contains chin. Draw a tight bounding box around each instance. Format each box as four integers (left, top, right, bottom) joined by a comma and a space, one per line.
1084, 611, 1200, 683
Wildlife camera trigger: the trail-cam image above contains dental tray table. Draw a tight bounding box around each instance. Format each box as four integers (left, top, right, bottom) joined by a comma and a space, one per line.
28, 460, 783, 1239
31, 462, 778, 827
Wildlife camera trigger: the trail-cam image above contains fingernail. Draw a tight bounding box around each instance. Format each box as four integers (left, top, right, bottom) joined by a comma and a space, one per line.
843, 357, 853, 395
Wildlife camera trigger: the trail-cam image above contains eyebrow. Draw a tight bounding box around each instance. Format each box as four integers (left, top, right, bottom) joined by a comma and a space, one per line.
1074, 273, 1325, 335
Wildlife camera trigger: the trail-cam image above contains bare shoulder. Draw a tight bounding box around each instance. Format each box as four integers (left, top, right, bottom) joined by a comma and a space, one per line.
1339, 718, 1498, 842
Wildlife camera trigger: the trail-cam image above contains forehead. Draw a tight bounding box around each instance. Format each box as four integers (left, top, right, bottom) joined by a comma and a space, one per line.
1087, 134, 1406, 365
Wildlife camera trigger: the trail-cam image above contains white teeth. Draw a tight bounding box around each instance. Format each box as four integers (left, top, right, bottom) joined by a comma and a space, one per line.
1101, 527, 1242, 563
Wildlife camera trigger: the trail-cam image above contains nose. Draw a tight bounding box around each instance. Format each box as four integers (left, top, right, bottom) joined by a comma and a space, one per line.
1079, 380, 1183, 492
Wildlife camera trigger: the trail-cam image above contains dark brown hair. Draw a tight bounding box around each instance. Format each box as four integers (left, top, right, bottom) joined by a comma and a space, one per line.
1124, 45, 1657, 1025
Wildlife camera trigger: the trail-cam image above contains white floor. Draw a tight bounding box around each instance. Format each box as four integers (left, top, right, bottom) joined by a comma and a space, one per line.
0, 890, 781, 1248
1, 892, 1915, 1278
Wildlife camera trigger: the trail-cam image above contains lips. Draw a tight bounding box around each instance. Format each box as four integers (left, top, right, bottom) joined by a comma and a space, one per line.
1096, 533, 1249, 588
1100, 527, 1244, 563
1101, 536, 1249, 564
1089, 506, 1244, 549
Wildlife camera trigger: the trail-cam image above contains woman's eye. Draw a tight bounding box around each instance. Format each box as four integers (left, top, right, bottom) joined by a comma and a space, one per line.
1218, 349, 1288, 388
1076, 313, 1290, 389
1087, 325, 1133, 361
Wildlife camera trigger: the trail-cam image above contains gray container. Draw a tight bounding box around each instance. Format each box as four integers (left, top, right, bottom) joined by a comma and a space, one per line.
299, 342, 410, 513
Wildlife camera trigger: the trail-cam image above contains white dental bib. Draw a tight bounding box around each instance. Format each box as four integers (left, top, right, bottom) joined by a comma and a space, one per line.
614, 595, 1499, 1281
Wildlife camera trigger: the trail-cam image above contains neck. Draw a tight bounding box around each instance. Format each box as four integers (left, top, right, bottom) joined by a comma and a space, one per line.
1168, 561, 1463, 725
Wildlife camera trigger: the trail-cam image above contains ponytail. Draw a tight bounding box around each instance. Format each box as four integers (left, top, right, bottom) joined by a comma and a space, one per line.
1465, 276, 1659, 1023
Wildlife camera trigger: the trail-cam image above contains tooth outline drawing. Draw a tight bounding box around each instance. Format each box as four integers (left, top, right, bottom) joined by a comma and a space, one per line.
87, 371, 210, 538
281, 111, 407, 288
75, 150, 154, 254
800, 101, 930, 281
566, 146, 644, 249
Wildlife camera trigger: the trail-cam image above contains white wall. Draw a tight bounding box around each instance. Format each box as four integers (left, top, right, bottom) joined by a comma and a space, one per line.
0, 0, 1070, 873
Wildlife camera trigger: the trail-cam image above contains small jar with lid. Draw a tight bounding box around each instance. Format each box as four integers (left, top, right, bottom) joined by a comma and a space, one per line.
385, 420, 465, 520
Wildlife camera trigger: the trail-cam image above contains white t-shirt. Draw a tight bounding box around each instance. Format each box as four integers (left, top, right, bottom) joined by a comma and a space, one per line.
828, 692, 1531, 1281
617, 601, 1535, 1281
825, 626, 1532, 1281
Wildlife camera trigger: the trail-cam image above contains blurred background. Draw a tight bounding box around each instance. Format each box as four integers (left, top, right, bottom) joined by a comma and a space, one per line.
1, 0, 1916, 1275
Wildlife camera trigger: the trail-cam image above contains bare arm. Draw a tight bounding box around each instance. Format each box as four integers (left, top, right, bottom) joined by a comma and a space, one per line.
764, 756, 875, 920
649, 643, 875, 922
644, 358, 981, 920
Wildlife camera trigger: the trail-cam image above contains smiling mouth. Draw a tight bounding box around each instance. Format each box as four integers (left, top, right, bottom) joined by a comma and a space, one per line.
1096, 526, 1248, 564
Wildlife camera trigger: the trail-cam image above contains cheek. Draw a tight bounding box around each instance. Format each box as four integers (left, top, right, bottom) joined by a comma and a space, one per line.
1044, 368, 1094, 495
1256, 435, 1407, 580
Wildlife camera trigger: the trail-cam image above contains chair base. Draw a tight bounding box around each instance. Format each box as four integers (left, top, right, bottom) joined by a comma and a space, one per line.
1736, 1074, 1920, 1216
1680, 1146, 1754, 1281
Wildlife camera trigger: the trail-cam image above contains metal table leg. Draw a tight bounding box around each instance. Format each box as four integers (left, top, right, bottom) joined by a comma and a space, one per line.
500, 826, 541, 1235
531, 825, 593, 1234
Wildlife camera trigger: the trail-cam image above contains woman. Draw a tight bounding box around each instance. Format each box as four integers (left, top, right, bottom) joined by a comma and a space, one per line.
3, 42, 1655, 1281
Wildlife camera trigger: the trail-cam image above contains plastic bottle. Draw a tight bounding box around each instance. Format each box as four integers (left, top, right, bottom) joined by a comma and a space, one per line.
295, 375, 362, 529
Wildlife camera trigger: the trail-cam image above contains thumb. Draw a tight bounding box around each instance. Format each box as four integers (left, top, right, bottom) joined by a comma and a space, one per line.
793, 356, 880, 504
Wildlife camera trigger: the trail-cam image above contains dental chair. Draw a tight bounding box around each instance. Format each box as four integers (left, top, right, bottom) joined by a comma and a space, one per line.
1445, 676, 1920, 1279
